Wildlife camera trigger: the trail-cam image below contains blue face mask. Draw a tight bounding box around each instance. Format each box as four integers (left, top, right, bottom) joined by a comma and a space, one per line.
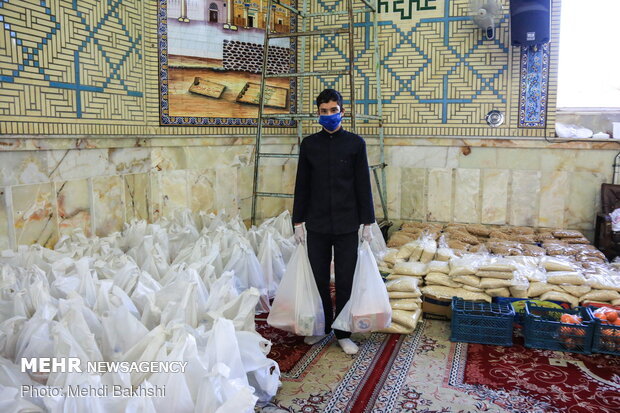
318, 112, 342, 131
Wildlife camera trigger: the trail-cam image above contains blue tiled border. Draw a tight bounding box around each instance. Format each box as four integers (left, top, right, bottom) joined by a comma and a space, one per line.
518, 43, 549, 128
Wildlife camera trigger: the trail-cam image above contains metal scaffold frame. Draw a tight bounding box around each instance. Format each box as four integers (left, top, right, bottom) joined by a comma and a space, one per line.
251, 0, 389, 235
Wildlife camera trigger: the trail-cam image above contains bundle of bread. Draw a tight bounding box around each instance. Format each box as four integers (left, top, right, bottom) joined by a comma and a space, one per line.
378, 275, 423, 334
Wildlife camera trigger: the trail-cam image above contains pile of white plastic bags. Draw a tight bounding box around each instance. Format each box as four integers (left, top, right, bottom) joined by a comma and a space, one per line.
0, 209, 300, 413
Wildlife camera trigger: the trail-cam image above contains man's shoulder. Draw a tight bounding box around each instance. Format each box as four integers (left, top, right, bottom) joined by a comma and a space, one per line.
341, 129, 365, 145
301, 131, 322, 146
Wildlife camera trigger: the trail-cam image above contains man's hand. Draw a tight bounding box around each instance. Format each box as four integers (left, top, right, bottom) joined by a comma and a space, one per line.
362, 224, 373, 243
294, 223, 305, 245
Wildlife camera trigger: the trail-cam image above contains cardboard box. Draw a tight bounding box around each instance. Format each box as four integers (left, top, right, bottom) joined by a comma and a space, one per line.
422, 294, 452, 320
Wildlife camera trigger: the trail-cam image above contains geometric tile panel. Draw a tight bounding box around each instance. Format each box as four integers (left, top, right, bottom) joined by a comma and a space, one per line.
0, 0, 558, 137
308, 0, 513, 136
0, 0, 145, 124
518, 42, 550, 128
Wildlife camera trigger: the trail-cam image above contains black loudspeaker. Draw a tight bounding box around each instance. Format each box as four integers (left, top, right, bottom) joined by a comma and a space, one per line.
510, 0, 551, 46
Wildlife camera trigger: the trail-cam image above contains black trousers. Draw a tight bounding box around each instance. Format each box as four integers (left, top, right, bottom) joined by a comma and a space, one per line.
306, 229, 359, 340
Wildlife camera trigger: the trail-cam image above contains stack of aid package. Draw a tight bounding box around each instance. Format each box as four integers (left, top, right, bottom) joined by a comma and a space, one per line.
378, 276, 423, 334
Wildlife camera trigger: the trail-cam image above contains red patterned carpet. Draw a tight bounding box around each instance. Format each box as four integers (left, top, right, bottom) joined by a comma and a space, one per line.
461, 337, 620, 412
258, 318, 620, 413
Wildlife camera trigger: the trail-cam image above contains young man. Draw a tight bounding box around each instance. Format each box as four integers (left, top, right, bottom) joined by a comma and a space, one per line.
292, 89, 375, 355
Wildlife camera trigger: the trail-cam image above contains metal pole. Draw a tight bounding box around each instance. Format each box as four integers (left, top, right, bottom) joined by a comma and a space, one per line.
346, 0, 356, 132
251, 0, 274, 226
298, 0, 309, 146
373, 0, 387, 219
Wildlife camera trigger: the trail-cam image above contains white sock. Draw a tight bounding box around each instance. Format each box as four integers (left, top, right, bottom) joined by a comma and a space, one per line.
338, 338, 359, 355
304, 334, 328, 345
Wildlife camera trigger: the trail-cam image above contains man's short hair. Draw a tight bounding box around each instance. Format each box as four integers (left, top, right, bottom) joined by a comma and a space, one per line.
316, 89, 343, 110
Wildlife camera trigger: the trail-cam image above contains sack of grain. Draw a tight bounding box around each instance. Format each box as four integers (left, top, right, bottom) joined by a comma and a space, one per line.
385, 277, 420, 293
546, 271, 586, 285
552, 229, 584, 239
541, 257, 576, 272
463, 285, 485, 292
478, 257, 516, 272
479, 277, 514, 289
421, 285, 491, 303
425, 272, 462, 288
580, 289, 620, 302
419, 235, 437, 264
378, 309, 422, 334
449, 255, 481, 276
540, 291, 579, 308
528, 281, 557, 297
427, 260, 450, 274
452, 274, 481, 288
486, 287, 511, 297
388, 291, 422, 299
389, 298, 421, 311
560, 284, 591, 297
387, 232, 415, 248
396, 241, 420, 260
475, 270, 514, 280
391, 309, 421, 329
393, 262, 428, 277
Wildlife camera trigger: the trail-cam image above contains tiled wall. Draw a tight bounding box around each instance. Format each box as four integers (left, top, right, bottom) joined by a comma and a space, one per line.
0, 0, 558, 136
0, 0, 611, 248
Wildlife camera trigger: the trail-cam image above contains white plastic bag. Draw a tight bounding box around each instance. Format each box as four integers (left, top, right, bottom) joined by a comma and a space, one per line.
332, 241, 392, 332
267, 244, 325, 336
257, 232, 286, 298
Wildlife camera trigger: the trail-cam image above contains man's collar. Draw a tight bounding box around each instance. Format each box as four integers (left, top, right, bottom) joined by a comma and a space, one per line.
320, 126, 345, 137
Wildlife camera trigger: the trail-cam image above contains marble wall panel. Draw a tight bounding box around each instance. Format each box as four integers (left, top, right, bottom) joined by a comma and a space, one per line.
509, 170, 541, 227
386, 167, 402, 221
574, 150, 615, 178
454, 169, 481, 224
148, 173, 162, 222
55, 179, 91, 237
565, 172, 606, 230
538, 171, 570, 229
12, 183, 58, 248
255, 166, 281, 219
457, 147, 498, 169
0, 189, 10, 250
400, 168, 426, 221
539, 149, 578, 171
185, 145, 253, 170
496, 148, 542, 171
189, 169, 216, 214
0, 151, 49, 186
124, 173, 149, 221
161, 170, 189, 218
390, 146, 456, 169
108, 148, 151, 175
47, 149, 112, 181
93, 176, 125, 236
237, 166, 254, 221
152, 147, 188, 171
282, 162, 297, 215
426, 168, 452, 222
481, 169, 509, 225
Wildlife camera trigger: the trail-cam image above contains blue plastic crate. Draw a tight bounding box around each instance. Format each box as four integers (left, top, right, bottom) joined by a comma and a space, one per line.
493, 297, 570, 325
450, 297, 515, 346
586, 307, 620, 356
524, 302, 593, 354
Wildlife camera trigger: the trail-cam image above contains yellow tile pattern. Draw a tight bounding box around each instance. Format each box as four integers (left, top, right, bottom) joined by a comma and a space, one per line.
0, 0, 560, 137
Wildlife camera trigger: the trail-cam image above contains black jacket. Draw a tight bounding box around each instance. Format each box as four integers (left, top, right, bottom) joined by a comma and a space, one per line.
292, 127, 375, 234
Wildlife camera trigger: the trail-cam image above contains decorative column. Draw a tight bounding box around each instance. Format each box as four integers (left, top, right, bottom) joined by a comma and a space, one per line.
178, 0, 190, 22
223, 0, 238, 30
